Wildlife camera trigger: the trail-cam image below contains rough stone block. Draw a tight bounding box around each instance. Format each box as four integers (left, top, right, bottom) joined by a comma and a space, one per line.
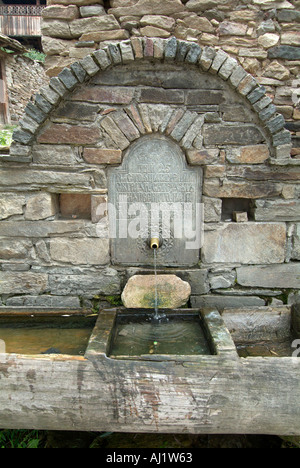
119, 40, 135, 63
229, 65, 247, 88
19, 115, 40, 135
0, 220, 99, 239
266, 114, 285, 134
109, 0, 184, 17
12, 128, 34, 145
186, 90, 225, 106
191, 295, 265, 309
131, 37, 144, 59
203, 196, 222, 223
164, 36, 178, 60
254, 200, 300, 222
108, 43, 122, 65
292, 224, 300, 260
25, 101, 47, 124
0, 272, 48, 294
42, 5, 79, 20
140, 14, 175, 31
140, 87, 184, 104
71, 85, 135, 104
49, 268, 120, 297
226, 145, 270, 164
237, 264, 300, 289
49, 238, 109, 265
201, 223, 286, 264
176, 40, 189, 62
82, 29, 128, 44
170, 111, 198, 142
41, 19, 73, 39
187, 148, 220, 165
203, 124, 265, 146
209, 178, 280, 199
218, 56, 238, 80
92, 49, 112, 70
32, 145, 80, 166
140, 25, 171, 37
25, 193, 59, 221
183, 269, 209, 295
0, 194, 25, 220
58, 67, 79, 90
199, 46, 216, 70
83, 148, 122, 165
0, 169, 98, 192
0, 240, 32, 260
233, 212, 248, 223
268, 45, 300, 61
247, 86, 267, 104
259, 103, 277, 121
80, 55, 100, 76
210, 49, 228, 74
37, 123, 101, 145
186, 0, 227, 13
253, 96, 272, 112
181, 116, 204, 149
79, 4, 105, 17
237, 74, 257, 96
143, 37, 154, 58
111, 111, 140, 141
6, 295, 81, 308
185, 43, 202, 64
125, 105, 146, 134
69, 15, 121, 38
91, 194, 107, 224
49, 76, 70, 97
54, 101, 100, 123
272, 129, 292, 147
100, 115, 130, 150
121, 274, 191, 309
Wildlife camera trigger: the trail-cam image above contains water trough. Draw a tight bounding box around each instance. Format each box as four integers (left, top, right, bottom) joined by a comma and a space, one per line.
0, 304, 299, 435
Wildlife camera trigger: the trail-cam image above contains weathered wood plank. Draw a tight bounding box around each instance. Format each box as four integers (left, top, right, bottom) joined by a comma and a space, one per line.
0, 352, 299, 434
0, 306, 299, 435
0, 307, 91, 316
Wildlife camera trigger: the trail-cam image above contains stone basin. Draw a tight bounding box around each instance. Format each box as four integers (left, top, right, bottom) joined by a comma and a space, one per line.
0, 305, 299, 435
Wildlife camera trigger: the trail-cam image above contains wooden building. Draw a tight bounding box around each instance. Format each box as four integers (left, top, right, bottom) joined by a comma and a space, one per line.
0, 0, 45, 38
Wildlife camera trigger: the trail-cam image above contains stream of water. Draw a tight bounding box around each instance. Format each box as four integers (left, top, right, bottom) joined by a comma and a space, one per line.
153, 248, 159, 320
152, 248, 167, 323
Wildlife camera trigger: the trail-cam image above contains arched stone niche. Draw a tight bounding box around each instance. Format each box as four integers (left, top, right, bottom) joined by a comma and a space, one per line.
1, 38, 299, 307
12, 38, 291, 158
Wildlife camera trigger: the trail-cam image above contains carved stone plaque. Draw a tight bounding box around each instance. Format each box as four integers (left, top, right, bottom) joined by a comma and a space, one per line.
108, 135, 203, 266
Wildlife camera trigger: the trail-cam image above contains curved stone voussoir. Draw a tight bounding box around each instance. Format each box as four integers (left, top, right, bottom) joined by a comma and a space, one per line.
9, 37, 290, 156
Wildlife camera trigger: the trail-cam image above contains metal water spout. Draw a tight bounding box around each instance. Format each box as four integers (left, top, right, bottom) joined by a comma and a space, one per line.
150, 237, 160, 250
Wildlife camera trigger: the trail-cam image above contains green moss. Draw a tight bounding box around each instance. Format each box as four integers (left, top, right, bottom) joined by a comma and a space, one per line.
105, 295, 123, 306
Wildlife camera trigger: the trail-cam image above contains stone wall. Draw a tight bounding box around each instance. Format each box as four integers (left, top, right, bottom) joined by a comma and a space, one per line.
41, 0, 300, 156
0, 36, 299, 310
5, 54, 48, 124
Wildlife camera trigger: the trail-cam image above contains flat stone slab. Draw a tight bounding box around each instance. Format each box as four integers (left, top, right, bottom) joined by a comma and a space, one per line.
202, 223, 286, 264
237, 264, 300, 289
121, 274, 191, 309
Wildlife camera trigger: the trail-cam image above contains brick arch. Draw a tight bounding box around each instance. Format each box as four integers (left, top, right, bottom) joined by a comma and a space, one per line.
11, 37, 291, 160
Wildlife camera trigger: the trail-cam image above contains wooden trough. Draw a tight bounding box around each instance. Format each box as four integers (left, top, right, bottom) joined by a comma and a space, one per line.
0, 305, 299, 435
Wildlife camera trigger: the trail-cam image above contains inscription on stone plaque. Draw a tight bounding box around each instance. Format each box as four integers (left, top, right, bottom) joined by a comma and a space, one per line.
108, 135, 203, 266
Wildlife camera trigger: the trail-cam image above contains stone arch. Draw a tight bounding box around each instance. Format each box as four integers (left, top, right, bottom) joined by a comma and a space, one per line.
11, 37, 292, 163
